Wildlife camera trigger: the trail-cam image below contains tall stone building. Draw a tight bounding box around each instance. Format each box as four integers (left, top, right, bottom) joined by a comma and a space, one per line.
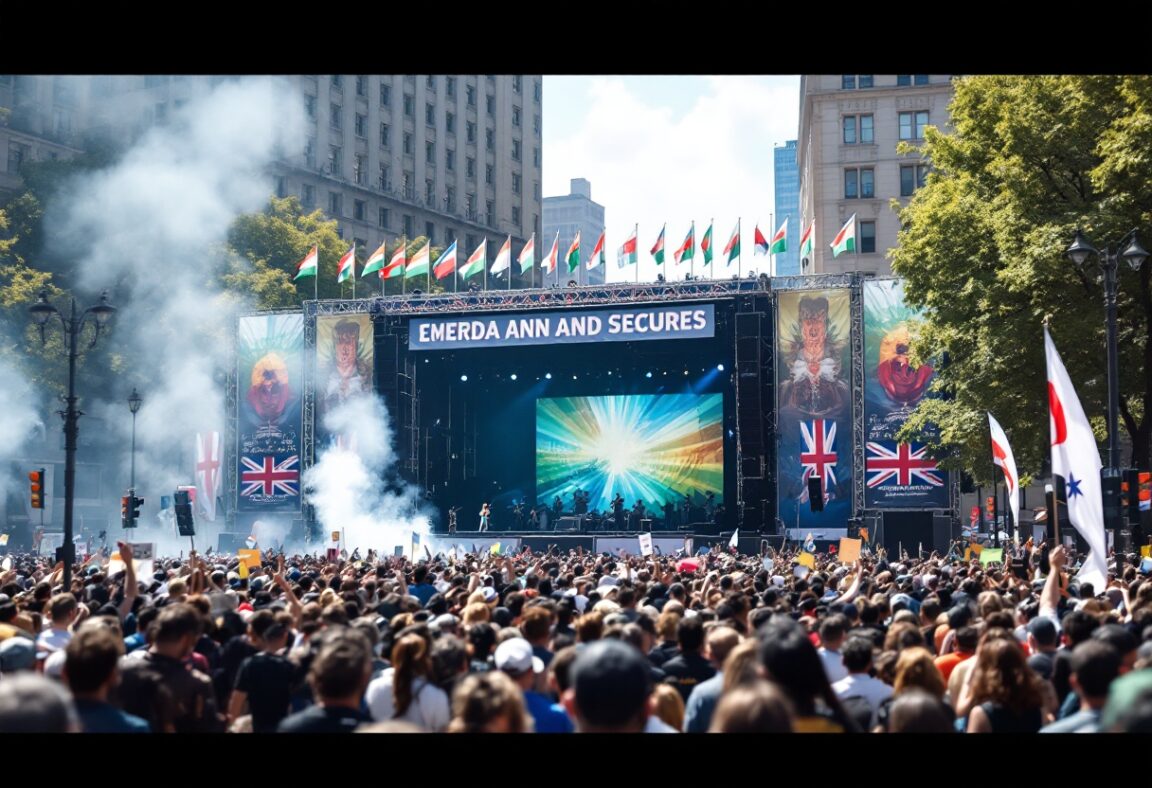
542, 178, 606, 287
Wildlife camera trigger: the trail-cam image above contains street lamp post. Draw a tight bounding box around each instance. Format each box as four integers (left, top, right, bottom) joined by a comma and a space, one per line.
29, 290, 116, 592
128, 388, 142, 532
1065, 228, 1149, 554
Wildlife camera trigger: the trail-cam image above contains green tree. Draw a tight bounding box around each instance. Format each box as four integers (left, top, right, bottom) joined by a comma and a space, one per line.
892, 75, 1152, 482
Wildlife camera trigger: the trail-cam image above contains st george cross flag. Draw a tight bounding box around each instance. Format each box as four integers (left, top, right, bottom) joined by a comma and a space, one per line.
1045, 326, 1108, 591
195, 432, 222, 521
988, 412, 1019, 534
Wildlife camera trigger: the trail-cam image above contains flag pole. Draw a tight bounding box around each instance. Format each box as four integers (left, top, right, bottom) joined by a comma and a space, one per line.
738, 218, 742, 281
483, 240, 488, 293
313, 252, 318, 302
508, 236, 512, 292
402, 240, 407, 296
426, 241, 431, 293
987, 422, 1001, 549
351, 245, 356, 300
768, 213, 772, 279
635, 223, 640, 285
690, 220, 695, 282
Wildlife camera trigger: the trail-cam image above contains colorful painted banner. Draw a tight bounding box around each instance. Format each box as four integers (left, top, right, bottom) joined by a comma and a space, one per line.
863, 280, 948, 509
776, 289, 853, 530
237, 314, 303, 512
315, 314, 375, 451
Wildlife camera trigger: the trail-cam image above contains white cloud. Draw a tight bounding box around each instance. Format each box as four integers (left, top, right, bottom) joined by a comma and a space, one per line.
544, 75, 799, 283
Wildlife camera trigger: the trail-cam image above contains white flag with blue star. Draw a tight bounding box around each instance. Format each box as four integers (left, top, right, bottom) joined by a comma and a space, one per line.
1045, 326, 1108, 591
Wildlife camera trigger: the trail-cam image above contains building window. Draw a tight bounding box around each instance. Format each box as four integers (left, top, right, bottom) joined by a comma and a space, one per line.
915, 75, 929, 85
426, 221, 435, 242
380, 122, 390, 147
355, 113, 366, 138
844, 169, 858, 199
466, 193, 476, 218
305, 94, 316, 118
403, 94, 413, 116
328, 146, 342, 175
426, 179, 435, 204
486, 128, 494, 151
899, 164, 930, 196
331, 74, 342, 89
466, 156, 475, 177
446, 77, 456, 97
534, 181, 540, 199
446, 187, 455, 212
898, 110, 929, 140
355, 75, 366, 96
427, 75, 436, 90
446, 112, 455, 134
859, 75, 873, 88
512, 106, 521, 127
843, 114, 874, 145
512, 75, 522, 93
425, 103, 435, 126
380, 83, 391, 106
485, 164, 493, 185
354, 199, 365, 221
379, 206, 390, 229
466, 85, 476, 106
404, 215, 414, 238
534, 81, 542, 103
860, 168, 874, 198
512, 173, 521, 194
426, 140, 435, 163
512, 206, 521, 225
446, 149, 455, 171
466, 121, 476, 143
305, 137, 315, 168
533, 147, 540, 168
897, 75, 911, 87
302, 183, 315, 209
533, 114, 541, 135
403, 132, 413, 155
842, 75, 856, 89
403, 171, 413, 199
486, 200, 495, 226
330, 103, 341, 129
511, 139, 521, 162
860, 220, 876, 253
486, 94, 494, 115
354, 155, 365, 185
329, 191, 342, 216
379, 164, 390, 190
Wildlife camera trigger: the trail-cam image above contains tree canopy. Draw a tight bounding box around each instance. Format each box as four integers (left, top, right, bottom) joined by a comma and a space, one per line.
893, 75, 1152, 482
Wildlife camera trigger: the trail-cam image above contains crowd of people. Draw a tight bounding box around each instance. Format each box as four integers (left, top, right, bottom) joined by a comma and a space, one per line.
0, 536, 1150, 733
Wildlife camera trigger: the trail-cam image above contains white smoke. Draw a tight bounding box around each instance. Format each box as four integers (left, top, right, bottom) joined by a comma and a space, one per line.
302, 394, 432, 553
0, 359, 43, 515
39, 77, 306, 549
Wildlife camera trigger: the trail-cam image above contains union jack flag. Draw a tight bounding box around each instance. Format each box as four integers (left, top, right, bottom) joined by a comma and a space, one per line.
240, 454, 300, 497
800, 419, 838, 489
865, 441, 943, 488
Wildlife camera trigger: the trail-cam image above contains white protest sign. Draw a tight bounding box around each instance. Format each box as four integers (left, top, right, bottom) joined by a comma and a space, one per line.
638, 532, 654, 557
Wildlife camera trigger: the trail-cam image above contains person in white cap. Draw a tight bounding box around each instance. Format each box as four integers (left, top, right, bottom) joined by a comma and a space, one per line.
494, 638, 572, 733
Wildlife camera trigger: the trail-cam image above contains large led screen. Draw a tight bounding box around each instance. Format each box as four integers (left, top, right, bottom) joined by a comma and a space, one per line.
536, 394, 723, 513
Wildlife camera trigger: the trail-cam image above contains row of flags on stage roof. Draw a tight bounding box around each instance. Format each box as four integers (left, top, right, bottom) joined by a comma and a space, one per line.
289, 216, 863, 284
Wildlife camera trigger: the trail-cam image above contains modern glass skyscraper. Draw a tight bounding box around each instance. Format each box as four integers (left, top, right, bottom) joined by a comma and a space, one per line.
773, 140, 800, 276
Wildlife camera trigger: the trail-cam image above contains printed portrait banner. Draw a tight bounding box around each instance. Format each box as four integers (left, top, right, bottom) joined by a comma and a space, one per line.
862, 280, 948, 509
237, 314, 303, 512
776, 289, 853, 531
408, 304, 715, 350
316, 314, 375, 452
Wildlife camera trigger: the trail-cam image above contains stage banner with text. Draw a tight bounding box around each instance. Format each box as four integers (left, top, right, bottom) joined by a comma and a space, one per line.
238, 315, 303, 512
776, 289, 853, 531
863, 279, 948, 509
316, 314, 375, 452
408, 304, 715, 350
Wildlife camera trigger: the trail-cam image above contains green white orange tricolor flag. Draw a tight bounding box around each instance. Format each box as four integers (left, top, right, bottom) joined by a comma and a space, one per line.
723, 221, 740, 265
491, 235, 512, 276
460, 238, 486, 279
293, 245, 318, 280
541, 231, 560, 274
381, 241, 406, 279
673, 222, 695, 264
587, 231, 605, 269
799, 221, 814, 258
831, 214, 856, 258
770, 218, 787, 255
618, 227, 638, 268
518, 233, 535, 274
565, 231, 581, 274
361, 241, 388, 277
336, 245, 355, 283
651, 224, 666, 265
701, 221, 713, 265
405, 243, 431, 279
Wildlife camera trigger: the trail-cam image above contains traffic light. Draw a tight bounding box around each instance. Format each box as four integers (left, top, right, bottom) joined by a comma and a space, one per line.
121, 495, 132, 528
131, 496, 144, 522
28, 468, 45, 509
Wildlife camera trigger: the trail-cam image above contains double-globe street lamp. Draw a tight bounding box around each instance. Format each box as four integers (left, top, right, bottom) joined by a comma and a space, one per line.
29, 290, 116, 592
1064, 229, 1148, 554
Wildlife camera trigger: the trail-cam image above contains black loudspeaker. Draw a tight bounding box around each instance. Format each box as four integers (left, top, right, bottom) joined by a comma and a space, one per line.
174, 490, 196, 537
1101, 470, 1122, 539
807, 477, 824, 512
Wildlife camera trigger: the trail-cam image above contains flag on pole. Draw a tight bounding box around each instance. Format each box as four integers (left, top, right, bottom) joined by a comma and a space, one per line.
673, 222, 695, 265
459, 238, 486, 279
753, 225, 770, 255
491, 235, 512, 276
1045, 326, 1108, 591
830, 214, 857, 258
541, 231, 559, 274
518, 233, 535, 273
194, 431, 222, 522
433, 240, 459, 279
405, 243, 431, 279
587, 231, 605, 269
565, 231, 581, 274
336, 245, 355, 283
361, 241, 388, 277
799, 221, 814, 258
770, 218, 788, 254
988, 412, 1020, 536
618, 227, 638, 268
651, 224, 666, 265
728, 528, 739, 550
293, 245, 318, 280
723, 222, 740, 265
381, 241, 406, 279
701, 222, 713, 265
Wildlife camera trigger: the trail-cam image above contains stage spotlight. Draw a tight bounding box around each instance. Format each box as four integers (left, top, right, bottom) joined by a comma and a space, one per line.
424, 358, 430, 364
607, 371, 612, 376
683, 370, 689, 376
717, 363, 724, 371
572, 375, 578, 380
545, 372, 552, 379
645, 371, 653, 379
663, 371, 668, 376
460, 375, 468, 382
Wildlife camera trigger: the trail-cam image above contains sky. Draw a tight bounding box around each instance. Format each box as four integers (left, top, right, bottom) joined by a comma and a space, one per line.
542, 75, 800, 284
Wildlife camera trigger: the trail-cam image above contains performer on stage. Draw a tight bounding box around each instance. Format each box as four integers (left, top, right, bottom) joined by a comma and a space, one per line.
612, 493, 625, 531
479, 502, 491, 532
704, 491, 716, 519
662, 500, 675, 530
681, 493, 692, 526
633, 499, 647, 528
528, 508, 540, 529
448, 505, 461, 535
513, 501, 525, 529
552, 496, 563, 519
